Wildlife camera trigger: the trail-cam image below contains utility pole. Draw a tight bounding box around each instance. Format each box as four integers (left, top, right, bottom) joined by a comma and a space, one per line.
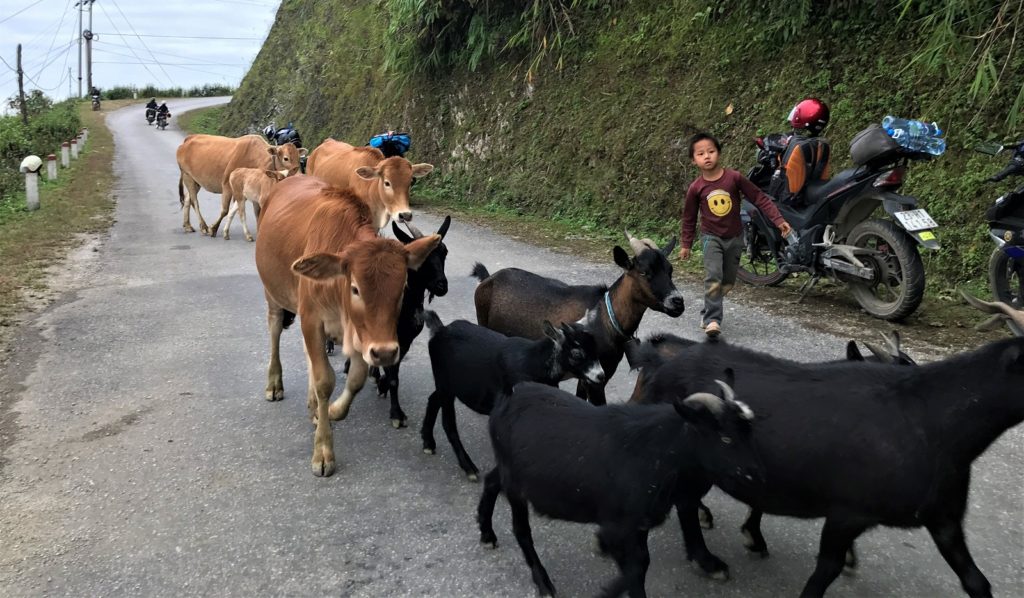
84, 0, 95, 94
16, 44, 28, 125
76, 0, 83, 97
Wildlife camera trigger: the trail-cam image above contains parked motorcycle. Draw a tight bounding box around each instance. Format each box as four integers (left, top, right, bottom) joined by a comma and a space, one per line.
976, 139, 1024, 307
146, 107, 157, 125
739, 124, 941, 321
156, 112, 170, 130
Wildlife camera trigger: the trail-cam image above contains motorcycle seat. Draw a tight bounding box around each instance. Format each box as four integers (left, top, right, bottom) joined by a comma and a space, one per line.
801, 169, 861, 206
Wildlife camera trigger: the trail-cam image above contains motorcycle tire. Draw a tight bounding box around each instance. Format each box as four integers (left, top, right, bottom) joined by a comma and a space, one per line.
847, 218, 925, 321
736, 223, 789, 287
987, 247, 1023, 308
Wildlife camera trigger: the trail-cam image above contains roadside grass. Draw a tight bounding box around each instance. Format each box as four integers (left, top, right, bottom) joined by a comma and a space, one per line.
177, 106, 225, 135
0, 101, 131, 348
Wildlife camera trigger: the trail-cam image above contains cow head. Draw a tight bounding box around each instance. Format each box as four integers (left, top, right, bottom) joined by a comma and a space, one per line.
291, 235, 441, 366
356, 157, 434, 225
613, 230, 685, 317
267, 144, 304, 176
392, 215, 451, 300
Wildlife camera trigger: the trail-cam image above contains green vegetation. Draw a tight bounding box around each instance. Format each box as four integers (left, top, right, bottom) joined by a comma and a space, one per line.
178, 106, 226, 136
102, 84, 236, 100
219, 0, 1022, 300
1, 97, 81, 212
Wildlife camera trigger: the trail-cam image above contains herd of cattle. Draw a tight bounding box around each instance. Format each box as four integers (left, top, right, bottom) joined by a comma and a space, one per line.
173, 132, 1024, 597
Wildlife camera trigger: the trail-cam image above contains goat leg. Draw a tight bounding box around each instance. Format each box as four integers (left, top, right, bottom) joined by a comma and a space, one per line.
440, 397, 479, 481
420, 390, 442, 454
476, 468, 502, 548
926, 516, 992, 598
675, 494, 729, 580
741, 508, 769, 557
698, 501, 714, 530
385, 364, 407, 428
597, 527, 651, 598
509, 495, 556, 597
799, 517, 870, 598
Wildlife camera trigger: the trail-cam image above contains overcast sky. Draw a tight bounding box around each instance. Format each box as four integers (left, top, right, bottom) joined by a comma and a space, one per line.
0, 0, 278, 107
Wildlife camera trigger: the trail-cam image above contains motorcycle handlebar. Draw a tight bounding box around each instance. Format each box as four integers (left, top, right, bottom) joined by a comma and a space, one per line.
988, 159, 1024, 182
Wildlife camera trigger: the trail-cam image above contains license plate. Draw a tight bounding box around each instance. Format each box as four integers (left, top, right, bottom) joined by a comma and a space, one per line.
894, 209, 939, 232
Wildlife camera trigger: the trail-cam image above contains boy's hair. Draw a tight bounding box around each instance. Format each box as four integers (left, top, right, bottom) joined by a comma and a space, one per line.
688, 133, 722, 157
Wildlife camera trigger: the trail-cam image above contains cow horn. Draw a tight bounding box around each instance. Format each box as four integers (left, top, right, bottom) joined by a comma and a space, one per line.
863, 341, 895, 364
961, 290, 1024, 337
404, 222, 425, 239
682, 392, 724, 415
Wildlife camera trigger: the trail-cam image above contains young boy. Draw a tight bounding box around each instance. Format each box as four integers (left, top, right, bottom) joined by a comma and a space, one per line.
680, 133, 792, 338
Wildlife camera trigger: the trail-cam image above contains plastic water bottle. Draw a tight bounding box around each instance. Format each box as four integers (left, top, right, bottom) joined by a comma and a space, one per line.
882, 115, 946, 156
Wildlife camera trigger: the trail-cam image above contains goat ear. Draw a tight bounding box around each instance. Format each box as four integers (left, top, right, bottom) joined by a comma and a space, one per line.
661, 236, 678, 257
404, 234, 442, 271
291, 253, 348, 280
436, 215, 451, 239
542, 320, 563, 342
613, 246, 632, 270
846, 340, 865, 361
1003, 344, 1024, 373
391, 221, 414, 244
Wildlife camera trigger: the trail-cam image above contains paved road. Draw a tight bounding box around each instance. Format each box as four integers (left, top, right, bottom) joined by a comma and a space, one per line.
0, 98, 1021, 597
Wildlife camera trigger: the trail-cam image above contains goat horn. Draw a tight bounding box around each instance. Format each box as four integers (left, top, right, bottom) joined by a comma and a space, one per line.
714, 380, 754, 420
863, 341, 895, 364
682, 392, 724, 415
881, 330, 901, 356
404, 222, 425, 239
961, 290, 1024, 337
624, 229, 647, 255
714, 379, 736, 403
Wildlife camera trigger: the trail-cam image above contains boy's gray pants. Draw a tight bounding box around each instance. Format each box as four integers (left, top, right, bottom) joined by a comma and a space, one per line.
702, 234, 744, 325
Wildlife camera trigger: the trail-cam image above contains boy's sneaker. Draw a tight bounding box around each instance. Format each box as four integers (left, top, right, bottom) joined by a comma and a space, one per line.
705, 321, 721, 338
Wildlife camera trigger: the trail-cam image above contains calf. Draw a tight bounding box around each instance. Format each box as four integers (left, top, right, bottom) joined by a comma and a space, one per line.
472, 230, 684, 405
636, 338, 1024, 597
421, 310, 604, 480
477, 379, 761, 598
367, 217, 452, 428
220, 168, 290, 241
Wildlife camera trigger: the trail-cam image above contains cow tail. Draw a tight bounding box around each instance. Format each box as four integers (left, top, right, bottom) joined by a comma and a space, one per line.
282, 310, 296, 329
178, 176, 185, 207
470, 262, 490, 282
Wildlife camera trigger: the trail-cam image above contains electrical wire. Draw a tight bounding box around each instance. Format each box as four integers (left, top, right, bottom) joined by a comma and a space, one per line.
108, 0, 174, 86
95, 0, 168, 86
0, 0, 47, 26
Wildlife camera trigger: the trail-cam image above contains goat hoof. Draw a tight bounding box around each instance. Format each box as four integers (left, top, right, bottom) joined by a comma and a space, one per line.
423, 447, 434, 455
466, 472, 479, 482
710, 569, 729, 581
391, 418, 406, 429
480, 532, 497, 548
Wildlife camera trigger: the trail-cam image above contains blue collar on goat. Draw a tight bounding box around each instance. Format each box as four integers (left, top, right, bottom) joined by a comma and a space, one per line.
604, 291, 629, 339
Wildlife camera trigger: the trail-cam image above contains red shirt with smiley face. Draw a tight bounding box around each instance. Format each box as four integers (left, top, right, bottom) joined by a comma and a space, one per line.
680, 168, 786, 249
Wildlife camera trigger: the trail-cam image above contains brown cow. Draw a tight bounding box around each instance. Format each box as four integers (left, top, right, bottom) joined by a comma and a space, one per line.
221, 168, 291, 241
175, 134, 304, 235
306, 138, 433, 230
255, 176, 440, 477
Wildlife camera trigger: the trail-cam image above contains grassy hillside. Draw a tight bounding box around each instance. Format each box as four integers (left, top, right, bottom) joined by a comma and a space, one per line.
221, 0, 1022, 296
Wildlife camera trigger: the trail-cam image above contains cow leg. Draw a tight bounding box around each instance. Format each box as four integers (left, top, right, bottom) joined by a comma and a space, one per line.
300, 319, 336, 477
264, 300, 285, 401
926, 515, 992, 598
741, 508, 769, 557
676, 492, 729, 579
509, 494, 556, 597
238, 199, 254, 242
222, 198, 238, 240
420, 390, 442, 454
477, 467, 502, 548
207, 177, 233, 238
182, 175, 206, 234
799, 517, 870, 598
328, 351, 366, 421
440, 395, 479, 481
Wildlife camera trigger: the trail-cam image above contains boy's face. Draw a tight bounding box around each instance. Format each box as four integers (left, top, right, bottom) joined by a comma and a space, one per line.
691, 139, 720, 171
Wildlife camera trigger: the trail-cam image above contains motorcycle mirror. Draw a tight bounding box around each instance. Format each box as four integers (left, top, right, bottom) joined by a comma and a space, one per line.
974, 141, 1004, 156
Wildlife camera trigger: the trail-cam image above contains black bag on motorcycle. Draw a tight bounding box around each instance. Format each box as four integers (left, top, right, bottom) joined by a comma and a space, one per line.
769, 137, 831, 207
850, 125, 901, 168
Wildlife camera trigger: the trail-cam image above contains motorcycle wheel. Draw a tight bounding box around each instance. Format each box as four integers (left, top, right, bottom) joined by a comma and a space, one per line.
847, 219, 925, 321
988, 248, 1023, 308
736, 222, 789, 286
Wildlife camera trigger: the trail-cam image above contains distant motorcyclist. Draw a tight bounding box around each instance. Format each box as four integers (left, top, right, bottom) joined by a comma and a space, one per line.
157, 102, 170, 116
146, 98, 158, 111
369, 129, 411, 158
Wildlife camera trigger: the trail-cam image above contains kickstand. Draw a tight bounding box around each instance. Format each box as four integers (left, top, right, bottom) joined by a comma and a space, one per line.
796, 274, 821, 303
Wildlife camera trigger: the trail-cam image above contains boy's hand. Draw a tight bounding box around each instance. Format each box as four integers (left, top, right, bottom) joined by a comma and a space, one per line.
779, 221, 793, 238
679, 247, 691, 260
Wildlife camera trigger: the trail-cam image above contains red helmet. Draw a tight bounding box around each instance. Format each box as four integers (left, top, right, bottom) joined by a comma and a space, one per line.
788, 98, 830, 136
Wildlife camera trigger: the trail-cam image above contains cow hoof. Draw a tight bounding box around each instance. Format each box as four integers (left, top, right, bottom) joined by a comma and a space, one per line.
200, 226, 210, 235
265, 388, 283, 401
223, 234, 230, 241
183, 225, 195, 233
328, 401, 349, 421
246, 236, 254, 242
312, 456, 336, 477
391, 418, 406, 429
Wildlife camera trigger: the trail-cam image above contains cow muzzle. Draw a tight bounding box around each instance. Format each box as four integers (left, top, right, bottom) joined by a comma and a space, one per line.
367, 343, 400, 367
396, 211, 413, 223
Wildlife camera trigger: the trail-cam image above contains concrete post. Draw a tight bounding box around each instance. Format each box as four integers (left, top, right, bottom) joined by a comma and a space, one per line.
81, 128, 89, 145
70, 138, 79, 160
47, 154, 57, 181
25, 172, 39, 211
61, 142, 70, 167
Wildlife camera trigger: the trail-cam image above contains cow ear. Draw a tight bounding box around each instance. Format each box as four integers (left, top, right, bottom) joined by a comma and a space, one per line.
411, 163, 434, 178
291, 253, 348, 280
404, 234, 442, 271
613, 246, 632, 270
436, 215, 451, 239
298, 148, 308, 157
266, 146, 278, 156
356, 166, 379, 181
265, 169, 285, 181
391, 221, 414, 244
846, 340, 864, 361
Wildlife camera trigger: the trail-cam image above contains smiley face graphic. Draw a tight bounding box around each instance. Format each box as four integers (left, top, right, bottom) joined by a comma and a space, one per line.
707, 189, 733, 217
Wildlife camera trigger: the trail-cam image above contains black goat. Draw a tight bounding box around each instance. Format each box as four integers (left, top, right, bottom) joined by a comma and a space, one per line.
341, 216, 451, 428
477, 379, 761, 598
472, 230, 684, 406
421, 310, 605, 480
636, 338, 1024, 597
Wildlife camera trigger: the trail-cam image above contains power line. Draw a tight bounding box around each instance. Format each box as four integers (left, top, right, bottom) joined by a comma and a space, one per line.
108, 0, 174, 86
94, 60, 244, 67
95, 0, 167, 86
0, 0, 46, 26
93, 32, 264, 40
94, 39, 251, 67
33, 0, 76, 81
